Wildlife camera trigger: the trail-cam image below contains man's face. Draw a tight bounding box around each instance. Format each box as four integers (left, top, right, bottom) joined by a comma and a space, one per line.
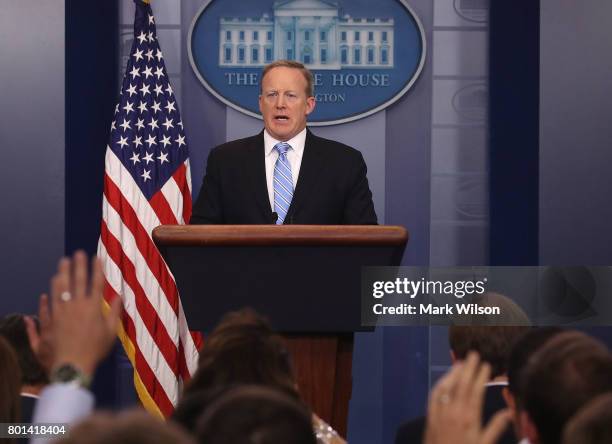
259, 67, 316, 141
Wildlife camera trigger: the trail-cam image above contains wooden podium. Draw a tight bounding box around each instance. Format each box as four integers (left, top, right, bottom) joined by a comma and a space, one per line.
153, 225, 407, 435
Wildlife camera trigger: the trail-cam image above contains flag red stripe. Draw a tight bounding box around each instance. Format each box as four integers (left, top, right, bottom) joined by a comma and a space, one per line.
100, 220, 179, 378
102, 283, 175, 416
149, 189, 179, 226
172, 163, 192, 223
177, 340, 189, 382
191, 331, 204, 351
103, 173, 192, 381
104, 173, 179, 314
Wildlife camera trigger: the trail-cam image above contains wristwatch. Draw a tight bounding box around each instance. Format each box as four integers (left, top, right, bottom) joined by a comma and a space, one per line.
50, 364, 92, 389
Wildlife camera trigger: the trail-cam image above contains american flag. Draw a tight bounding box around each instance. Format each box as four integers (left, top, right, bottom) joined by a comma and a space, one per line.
97, 0, 201, 417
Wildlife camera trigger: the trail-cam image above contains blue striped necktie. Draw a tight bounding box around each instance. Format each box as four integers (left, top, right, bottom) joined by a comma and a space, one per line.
273, 142, 293, 225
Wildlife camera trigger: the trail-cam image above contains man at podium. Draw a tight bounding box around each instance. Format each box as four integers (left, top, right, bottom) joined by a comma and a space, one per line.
190, 60, 378, 225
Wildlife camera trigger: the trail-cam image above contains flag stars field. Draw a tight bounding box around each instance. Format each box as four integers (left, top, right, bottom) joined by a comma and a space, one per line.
137, 31, 147, 45
145, 134, 157, 147
117, 135, 129, 149
130, 152, 140, 164
158, 152, 169, 164
133, 48, 144, 62
162, 118, 174, 130
133, 135, 143, 148
139, 83, 151, 96
142, 151, 154, 164
107, 2, 190, 196
130, 66, 140, 79
120, 118, 131, 131
143, 65, 153, 79
160, 134, 172, 148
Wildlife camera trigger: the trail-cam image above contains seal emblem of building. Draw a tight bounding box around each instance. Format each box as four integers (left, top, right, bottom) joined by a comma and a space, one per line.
189, 0, 426, 125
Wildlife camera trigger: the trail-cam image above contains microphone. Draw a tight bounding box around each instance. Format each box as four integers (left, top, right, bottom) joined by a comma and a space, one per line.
271, 212, 278, 224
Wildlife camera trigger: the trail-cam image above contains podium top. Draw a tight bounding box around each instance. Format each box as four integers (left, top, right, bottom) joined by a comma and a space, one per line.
153, 225, 408, 247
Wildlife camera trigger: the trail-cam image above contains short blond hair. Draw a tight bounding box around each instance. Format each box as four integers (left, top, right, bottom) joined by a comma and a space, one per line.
260, 60, 314, 97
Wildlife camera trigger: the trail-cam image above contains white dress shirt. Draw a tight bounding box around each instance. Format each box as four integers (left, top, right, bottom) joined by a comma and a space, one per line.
30, 383, 94, 444
263, 128, 306, 211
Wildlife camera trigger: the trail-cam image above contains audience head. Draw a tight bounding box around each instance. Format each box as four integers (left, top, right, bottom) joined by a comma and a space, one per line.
0, 336, 21, 423
56, 410, 194, 444
507, 327, 565, 397
0, 314, 49, 390
562, 393, 612, 444
196, 385, 316, 444
185, 308, 298, 400
522, 330, 612, 444
449, 323, 530, 378
173, 386, 230, 434
503, 327, 565, 438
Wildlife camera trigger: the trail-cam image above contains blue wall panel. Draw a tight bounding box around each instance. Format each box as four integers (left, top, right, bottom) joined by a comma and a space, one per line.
0, 1, 66, 316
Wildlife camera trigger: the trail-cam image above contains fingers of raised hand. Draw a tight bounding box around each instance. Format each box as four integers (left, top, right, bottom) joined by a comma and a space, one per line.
51, 257, 71, 313
428, 360, 462, 419
72, 250, 89, 300
481, 409, 512, 444
455, 352, 481, 402
470, 359, 491, 412
38, 293, 51, 330
24, 314, 40, 352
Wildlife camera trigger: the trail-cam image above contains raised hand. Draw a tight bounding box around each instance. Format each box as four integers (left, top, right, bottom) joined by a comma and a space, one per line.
424, 352, 511, 444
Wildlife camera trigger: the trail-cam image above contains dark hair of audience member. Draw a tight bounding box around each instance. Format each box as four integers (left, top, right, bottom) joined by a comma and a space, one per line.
507, 326, 565, 399
562, 393, 612, 444
196, 385, 316, 444
173, 385, 231, 433
0, 314, 49, 386
183, 308, 298, 401
449, 324, 530, 378
522, 331, 612, 444
55, 410, 195, 444
0, 336, 21, 423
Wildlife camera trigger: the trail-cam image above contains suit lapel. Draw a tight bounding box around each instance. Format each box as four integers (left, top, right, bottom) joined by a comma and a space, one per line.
245, 131, 272, 219
288, 129, 322, 219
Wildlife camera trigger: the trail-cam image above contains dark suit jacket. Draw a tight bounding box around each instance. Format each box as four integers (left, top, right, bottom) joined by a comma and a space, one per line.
395, 385, 516, 444
17, 394, 37, 443
20, 394, 37, 423
190, 129, 377, 225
